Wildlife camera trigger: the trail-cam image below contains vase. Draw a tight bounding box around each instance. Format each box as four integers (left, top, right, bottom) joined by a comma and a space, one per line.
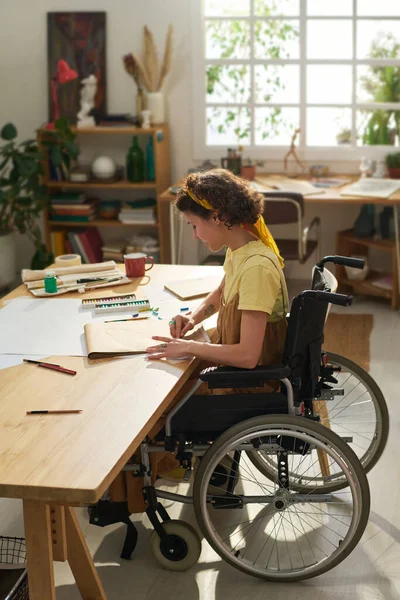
146, 92, 165, 124
0, 232, 16, 289
354, 204, 375, 237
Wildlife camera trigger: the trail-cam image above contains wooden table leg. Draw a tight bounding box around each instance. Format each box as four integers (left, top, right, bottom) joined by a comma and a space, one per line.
313, 400, 331, 477
65, 506, 107, 600
23, 500, 56, 600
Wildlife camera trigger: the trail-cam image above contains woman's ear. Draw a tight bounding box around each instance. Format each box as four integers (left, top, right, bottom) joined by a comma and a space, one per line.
211, 211, 220, 224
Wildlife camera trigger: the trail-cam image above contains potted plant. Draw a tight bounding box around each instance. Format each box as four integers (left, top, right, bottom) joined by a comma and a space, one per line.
385, 151, 400, 178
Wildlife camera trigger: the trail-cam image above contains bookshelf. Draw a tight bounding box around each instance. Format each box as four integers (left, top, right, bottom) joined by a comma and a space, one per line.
38, 124, 172, 263
336, 229, 399, 310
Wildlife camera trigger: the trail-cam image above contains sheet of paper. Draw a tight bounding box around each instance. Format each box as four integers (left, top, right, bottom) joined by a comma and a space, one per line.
254, 175, 321, 196
340, 178, 400, 199
0, 354, 48, 371
0, 298, 108, 357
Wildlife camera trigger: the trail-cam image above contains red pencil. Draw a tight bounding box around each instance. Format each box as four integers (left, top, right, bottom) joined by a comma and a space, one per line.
23, 359, 77, 376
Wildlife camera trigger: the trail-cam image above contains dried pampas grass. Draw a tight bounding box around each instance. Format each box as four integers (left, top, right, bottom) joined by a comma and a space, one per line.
122, 24, 173, 93
157, 25, 173, 91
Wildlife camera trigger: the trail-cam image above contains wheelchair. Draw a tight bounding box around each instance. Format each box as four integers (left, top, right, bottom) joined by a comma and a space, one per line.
89, 255, 387, 582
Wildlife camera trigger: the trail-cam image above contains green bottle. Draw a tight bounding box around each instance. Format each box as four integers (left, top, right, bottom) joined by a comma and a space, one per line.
126, 136, 145, 182
146, 136, 155, 181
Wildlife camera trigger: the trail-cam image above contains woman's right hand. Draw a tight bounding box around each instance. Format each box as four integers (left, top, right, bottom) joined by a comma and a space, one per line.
169, 313, 195, 338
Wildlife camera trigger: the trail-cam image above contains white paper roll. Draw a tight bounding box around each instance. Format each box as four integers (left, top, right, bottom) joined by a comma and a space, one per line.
54, 254, 82, 267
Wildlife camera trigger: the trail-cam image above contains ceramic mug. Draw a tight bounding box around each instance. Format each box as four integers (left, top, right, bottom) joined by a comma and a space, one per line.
124, 252, 154, 278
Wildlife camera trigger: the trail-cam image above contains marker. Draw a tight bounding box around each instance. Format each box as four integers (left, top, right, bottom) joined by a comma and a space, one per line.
180, 307, 190, 312
26, 410, 82, 415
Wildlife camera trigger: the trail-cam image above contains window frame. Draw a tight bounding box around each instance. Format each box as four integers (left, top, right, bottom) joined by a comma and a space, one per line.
191, 0, 400, 162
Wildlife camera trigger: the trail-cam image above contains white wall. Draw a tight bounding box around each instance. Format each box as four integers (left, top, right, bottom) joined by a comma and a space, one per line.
0, 0, 389, 278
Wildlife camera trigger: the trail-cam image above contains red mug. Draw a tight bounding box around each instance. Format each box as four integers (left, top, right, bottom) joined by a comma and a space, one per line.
124, 252, 154, 278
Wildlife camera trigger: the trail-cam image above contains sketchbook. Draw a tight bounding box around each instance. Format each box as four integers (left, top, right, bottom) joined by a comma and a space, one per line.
84, 319, 207, 359
164, 276, 223, 300
254, 175, 321, 196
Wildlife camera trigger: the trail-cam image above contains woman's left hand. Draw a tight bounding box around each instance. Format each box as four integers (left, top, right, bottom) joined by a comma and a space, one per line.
146, 336, 194, 360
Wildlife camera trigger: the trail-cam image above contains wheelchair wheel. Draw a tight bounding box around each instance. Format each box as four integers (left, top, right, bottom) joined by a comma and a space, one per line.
193, 415, 370, 582
248, 352, 388, 493
150, 520, 201, 571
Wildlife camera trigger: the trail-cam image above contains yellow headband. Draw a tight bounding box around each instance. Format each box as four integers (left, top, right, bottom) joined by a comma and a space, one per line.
185, 188, 284, 268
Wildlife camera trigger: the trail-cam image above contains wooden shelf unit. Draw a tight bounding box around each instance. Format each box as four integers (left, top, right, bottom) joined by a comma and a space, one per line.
38, 124, 172, 263
336, 229, 399, 310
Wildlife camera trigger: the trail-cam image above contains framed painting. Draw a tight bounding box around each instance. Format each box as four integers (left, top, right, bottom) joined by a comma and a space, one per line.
47, 12, 107, 123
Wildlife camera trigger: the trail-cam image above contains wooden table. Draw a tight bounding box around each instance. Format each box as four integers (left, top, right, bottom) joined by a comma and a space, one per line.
160, 174, 400, 297
0, 264, 223, 599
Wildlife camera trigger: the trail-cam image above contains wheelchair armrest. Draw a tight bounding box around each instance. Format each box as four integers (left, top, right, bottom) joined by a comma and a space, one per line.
199, 364, 291, 389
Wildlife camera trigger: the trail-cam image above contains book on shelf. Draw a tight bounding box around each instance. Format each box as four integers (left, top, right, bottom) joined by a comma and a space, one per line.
50, 231, 66, 256
370, 274, 393, 291
67, 228, 104, 264
51, 214, 96, 223
51, 193, 87, 204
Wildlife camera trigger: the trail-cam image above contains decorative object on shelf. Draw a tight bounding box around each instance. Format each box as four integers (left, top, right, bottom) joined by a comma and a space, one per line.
47, 12, 106, 123
240, 158, 255, 180
99, 200, 120, 220
359, 156, 372, 178
385, 151, 400, 179
379, 206, 395, 239
46, 59, 78, 129
283, 128, 306, 173
91, 156, 117, 180
141, 110, 151, 129
0, 122, 54, 272
354, 204, 376, 237
344, 255, 369, 281
77, 75, 98, 128
146, 136, 155, 181
126, 136, 145, 182
221, 147, 242, 175
69, 165, 90, 182
309, 164, 329, 178
123, 53, 146, 118
372, 159, 386, 179
124, 24, 173, 125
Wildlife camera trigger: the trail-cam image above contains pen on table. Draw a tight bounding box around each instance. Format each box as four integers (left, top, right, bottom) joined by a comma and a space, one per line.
23, 358, 77, 376
104, 314, 150, 323
26, 410, 82, 415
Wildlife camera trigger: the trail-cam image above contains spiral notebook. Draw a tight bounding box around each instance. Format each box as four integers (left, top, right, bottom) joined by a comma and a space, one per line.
84, 319, 207, 359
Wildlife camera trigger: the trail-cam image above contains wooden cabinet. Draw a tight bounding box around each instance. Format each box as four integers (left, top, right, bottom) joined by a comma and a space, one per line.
336, 229, 399, 310
38, 124, 172, 263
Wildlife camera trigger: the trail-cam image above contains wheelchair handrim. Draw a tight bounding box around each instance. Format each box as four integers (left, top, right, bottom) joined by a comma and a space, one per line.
197, 422, 364, 581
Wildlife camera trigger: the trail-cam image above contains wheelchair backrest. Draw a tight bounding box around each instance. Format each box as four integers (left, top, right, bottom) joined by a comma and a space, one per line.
283, 279, 331, 401
311, 267, 337, 322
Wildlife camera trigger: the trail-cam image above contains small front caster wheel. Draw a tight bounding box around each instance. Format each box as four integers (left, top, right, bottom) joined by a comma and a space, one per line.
150, 520, 201, 571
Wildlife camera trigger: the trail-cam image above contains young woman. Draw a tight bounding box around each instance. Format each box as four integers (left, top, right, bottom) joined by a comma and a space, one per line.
146, 168, 288, 376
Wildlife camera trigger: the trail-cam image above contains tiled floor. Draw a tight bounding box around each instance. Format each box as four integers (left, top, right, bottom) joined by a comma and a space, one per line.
0, 284, 399, 599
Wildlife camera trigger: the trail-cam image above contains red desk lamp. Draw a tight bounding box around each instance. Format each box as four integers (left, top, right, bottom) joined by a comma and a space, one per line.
46, 59, 78, 129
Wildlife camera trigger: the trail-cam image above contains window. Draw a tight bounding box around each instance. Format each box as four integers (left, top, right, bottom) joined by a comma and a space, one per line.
191, 0, 400, 160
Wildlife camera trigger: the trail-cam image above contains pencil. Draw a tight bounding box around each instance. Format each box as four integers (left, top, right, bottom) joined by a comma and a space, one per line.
26, 410, 82, 415
104, 316, 150, 323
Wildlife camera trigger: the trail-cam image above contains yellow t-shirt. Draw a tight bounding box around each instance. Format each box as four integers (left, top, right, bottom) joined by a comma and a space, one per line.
222, 240, 288, 322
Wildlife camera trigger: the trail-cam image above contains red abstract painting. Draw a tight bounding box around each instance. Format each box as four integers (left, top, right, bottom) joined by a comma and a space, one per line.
47, 12, 107, 123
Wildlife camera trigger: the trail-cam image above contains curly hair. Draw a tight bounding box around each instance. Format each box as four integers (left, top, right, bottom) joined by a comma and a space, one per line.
175, 169, 264, 227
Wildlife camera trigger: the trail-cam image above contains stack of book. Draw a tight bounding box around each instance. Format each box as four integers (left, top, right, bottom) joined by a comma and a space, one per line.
118, 199, 156, 225
50, 193, 97, 223
102, 243, 126, 262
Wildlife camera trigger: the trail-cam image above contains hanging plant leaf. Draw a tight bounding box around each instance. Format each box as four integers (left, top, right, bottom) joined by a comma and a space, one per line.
1, 123, 17, 141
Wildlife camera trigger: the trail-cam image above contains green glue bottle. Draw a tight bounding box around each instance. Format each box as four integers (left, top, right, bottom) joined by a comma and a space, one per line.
44, 270, 58, 294
126, 136, 145, 182
145, 136, 155, 181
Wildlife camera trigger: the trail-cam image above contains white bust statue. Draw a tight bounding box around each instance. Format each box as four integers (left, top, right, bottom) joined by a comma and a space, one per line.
77, 75, 97, 128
